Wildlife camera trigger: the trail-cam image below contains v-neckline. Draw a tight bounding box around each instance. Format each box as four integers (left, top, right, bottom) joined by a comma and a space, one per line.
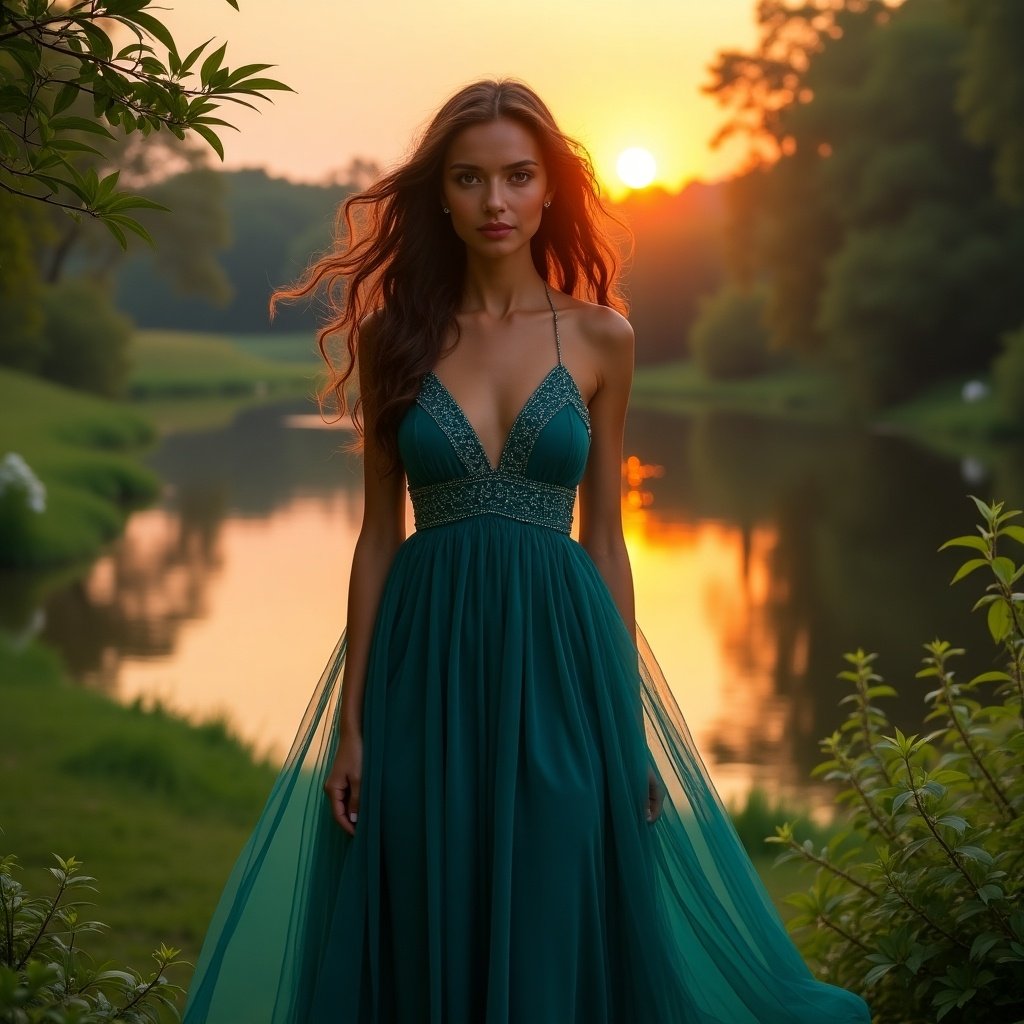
426, 364, 563, 474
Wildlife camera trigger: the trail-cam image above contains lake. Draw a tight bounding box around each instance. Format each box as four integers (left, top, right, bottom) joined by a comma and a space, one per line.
9, 398, 1001, 812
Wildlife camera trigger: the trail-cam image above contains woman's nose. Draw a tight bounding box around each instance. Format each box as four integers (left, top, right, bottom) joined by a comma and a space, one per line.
483, 181, 506, 213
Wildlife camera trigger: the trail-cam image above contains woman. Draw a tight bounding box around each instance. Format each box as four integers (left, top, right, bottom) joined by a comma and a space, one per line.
183, 80, 871, 1023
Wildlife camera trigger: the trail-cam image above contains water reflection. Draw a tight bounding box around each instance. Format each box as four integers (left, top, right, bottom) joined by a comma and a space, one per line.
7, 399, 999, 806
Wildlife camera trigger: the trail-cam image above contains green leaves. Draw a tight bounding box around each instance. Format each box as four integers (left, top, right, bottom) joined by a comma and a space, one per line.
0, 849, 186, 1020
769, 496, 1024, 1021
942, 496, 1024, 651
0, 0, 291, 248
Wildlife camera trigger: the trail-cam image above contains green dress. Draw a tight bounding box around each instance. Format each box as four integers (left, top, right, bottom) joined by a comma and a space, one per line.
183, 294, 871, 1023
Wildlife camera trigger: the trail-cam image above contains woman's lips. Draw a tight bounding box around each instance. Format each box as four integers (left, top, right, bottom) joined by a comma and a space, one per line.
479, 224, 513, 239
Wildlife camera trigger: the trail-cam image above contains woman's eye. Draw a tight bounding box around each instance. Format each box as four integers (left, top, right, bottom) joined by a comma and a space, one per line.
510, 171, 531, 184
457, 173, 479, 185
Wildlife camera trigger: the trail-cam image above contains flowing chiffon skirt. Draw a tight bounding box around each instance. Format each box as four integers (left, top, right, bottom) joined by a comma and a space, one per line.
182, 514, 871, 1023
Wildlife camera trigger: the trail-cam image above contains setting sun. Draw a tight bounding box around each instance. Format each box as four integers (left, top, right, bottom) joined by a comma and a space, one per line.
616, 147, 657, 190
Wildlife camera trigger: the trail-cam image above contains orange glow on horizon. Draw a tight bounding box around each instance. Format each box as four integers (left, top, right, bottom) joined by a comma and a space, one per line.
157, 1, 759, 195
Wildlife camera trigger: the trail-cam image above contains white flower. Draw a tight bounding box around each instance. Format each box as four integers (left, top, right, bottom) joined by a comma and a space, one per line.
961, 380, 989, 403
0, 452, 47, 514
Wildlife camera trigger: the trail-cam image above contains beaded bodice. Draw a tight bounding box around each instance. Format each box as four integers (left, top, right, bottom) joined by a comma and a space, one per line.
397, 288, 592, 535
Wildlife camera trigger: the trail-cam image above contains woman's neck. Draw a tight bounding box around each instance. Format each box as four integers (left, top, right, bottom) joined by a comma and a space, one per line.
460, 250, 546, 318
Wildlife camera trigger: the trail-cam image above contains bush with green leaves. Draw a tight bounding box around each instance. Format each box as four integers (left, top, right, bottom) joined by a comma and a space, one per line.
0, 851, 184, 1022
37, 280, 134, 397
770, 496, 1024, 1023
690, 283, 778, 380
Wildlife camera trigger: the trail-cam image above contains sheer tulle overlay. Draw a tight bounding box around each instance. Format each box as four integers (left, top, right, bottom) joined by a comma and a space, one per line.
183, 335, 871, 1023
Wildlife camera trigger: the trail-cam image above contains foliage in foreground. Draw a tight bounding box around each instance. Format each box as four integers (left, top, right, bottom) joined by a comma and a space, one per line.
772, 497, 1024, 1023
0, 852, 184, 1022
0, 0, 289, 246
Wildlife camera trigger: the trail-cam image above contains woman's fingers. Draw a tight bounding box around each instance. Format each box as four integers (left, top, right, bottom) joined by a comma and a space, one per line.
329, 786, 353, 835
646, 768, 664, 823
324, 778, 355, 835
347, 776, 360, 826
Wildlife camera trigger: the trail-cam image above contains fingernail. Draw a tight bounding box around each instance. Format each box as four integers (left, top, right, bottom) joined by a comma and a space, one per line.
646, 811, 653, 822
350, 812, 358, 822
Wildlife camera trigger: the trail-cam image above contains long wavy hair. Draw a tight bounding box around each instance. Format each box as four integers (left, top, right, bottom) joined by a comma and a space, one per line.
270, 78, 628, 474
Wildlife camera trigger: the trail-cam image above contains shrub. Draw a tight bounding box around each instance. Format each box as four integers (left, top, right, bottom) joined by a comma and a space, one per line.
690, 283, 777, 380
991, 323, 1024, 429
0, 851, 184, 1022
771, 496, 1024, 1023
38, 282, 133, 398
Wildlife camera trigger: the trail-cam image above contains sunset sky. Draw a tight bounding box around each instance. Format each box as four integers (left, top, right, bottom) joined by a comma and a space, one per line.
161, 0, 757, 197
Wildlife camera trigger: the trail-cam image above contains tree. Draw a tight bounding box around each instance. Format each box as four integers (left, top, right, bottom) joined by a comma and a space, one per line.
114, 168, 355, 333
690, 282, 776, 379
0, 0, 289, 247
952, 0, 1024, 207
705, 0, 1024, 407
705, 1, 890, 354
33, 122, 233, 306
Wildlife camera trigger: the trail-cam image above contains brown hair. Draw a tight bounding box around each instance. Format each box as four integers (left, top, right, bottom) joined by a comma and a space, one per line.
270, 78, 628, 473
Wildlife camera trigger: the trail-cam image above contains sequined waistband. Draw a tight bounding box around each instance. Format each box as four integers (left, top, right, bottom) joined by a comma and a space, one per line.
408, 472, 576, 534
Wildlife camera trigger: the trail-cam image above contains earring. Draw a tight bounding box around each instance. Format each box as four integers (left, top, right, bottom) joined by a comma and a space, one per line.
543, 200, 551, 208
443, 207, 450, 214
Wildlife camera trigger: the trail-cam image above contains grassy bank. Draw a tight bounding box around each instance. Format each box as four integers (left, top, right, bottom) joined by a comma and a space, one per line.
873, 375, 1009, 458
632, 359, 1016, 454
0, 368, 159, 568
631, 361, 845, 422
129, 330, 320, 400
0, 637, 276, 991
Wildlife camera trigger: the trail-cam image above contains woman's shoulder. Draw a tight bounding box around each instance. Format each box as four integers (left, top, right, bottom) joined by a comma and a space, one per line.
553, 292, 634, 357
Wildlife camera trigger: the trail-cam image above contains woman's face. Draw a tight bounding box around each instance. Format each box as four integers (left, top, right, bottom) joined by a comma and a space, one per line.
440, 117, 553, 260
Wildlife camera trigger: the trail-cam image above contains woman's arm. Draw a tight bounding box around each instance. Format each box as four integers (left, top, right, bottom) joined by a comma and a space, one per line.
578, 309, 663, 823
325, 314, 407, 835
578, 306, 636, 644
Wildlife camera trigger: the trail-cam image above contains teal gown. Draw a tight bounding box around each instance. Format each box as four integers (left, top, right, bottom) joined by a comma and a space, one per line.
182, 298, 872, 1023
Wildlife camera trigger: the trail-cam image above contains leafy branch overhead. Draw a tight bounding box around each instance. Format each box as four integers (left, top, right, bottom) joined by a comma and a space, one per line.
0, 0, 291, 247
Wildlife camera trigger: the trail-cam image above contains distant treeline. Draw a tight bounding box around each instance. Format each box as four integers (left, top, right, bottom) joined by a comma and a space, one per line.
697, 0, 1024, 415
111, 170, 728, 366
5, 0, 1024, 416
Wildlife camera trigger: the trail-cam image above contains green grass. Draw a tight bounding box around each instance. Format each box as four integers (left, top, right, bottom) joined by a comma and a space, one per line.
0, 638, 276, 992
632, 360, 1021, 456
0, 368, 159, 568
875, 374, 1015, 458
631, 361, 845, 421
129, 330, 320, 399
226, 331, 324, 365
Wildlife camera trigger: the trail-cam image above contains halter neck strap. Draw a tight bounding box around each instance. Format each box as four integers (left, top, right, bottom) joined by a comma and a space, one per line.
542, 282, 563, 367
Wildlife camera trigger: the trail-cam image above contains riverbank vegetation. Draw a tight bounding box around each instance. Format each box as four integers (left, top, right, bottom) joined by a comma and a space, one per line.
631, 360, 1014, 456
128, 330, 319, 400
694, 0, 1024, 427
0, 369, 158, 568
0, 637, 276, 987
771, 499, 1024, 1022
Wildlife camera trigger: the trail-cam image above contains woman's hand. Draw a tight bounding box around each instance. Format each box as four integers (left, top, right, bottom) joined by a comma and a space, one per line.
324, 727, 363, 836
646, 767, 664, 824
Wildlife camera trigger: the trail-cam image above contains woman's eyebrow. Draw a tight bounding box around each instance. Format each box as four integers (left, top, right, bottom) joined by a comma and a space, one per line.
448, 159, 540, 171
